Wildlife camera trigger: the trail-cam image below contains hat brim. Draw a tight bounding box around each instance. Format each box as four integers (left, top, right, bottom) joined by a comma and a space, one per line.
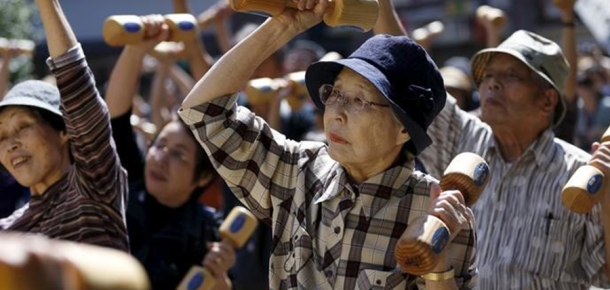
0, 96, 63, 117
471, 48, 566, 127
305, 59, 432, 154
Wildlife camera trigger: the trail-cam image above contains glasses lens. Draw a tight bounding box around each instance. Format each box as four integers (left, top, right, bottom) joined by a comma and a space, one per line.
319, 84, 334, 105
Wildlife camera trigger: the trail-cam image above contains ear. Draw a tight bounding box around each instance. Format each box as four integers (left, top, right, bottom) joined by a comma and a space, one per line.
396, 127, 411, 147
59, 130, 70, 147
196, 172, 215, 188
539, 88, 558, 117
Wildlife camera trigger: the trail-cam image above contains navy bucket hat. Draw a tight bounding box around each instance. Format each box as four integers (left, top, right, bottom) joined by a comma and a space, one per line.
305, 34, 446, 155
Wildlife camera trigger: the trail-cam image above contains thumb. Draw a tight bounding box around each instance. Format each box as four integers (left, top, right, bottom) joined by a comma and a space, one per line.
430, 182, 442, 200
591, 142, 600, 153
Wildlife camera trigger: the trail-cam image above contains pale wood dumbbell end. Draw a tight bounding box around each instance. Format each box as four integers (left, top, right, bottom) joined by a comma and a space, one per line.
0, 38, 35, 56
440, 152, 490, 207
562, 127, 610, 214
475, 5, 507, 29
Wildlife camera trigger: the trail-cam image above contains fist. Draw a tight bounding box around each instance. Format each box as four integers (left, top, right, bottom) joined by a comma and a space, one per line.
427, 183, 473, 239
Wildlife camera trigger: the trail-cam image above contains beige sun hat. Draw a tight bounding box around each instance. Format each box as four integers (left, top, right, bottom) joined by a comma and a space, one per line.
471, 30, 569, 126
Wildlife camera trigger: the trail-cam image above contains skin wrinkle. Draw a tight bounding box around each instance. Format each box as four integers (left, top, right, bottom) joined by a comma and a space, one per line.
323, 68, 410, 183
0, 106, 71, 195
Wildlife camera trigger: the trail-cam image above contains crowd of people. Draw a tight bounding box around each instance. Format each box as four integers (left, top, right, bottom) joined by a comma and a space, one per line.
1, 0, 610, 289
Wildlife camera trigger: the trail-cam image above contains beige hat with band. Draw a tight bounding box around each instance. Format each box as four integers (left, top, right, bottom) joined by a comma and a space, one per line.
471, 30, 569, 126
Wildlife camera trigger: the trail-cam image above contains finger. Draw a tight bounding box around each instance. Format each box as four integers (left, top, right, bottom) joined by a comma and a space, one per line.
591, 142, 600, 153
314, 0, 329, 14
439, 190, 465, 207
298, 0, 306, 10
306, 0, 317, 10
429, 182, 441, 200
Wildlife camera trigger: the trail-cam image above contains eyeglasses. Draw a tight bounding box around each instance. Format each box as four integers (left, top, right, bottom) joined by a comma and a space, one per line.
319, 84, 390, 113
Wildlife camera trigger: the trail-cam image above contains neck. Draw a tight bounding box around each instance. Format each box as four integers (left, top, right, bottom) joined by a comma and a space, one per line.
30, 154, 71, 196
343, 147, 402, 184
492, 124, 545, 163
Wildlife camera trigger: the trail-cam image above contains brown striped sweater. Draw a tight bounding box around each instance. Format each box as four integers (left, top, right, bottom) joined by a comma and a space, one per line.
0, 45, 129, 251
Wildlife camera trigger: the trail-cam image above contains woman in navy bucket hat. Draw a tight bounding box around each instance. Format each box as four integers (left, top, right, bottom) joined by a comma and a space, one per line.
179, 0, 477, 288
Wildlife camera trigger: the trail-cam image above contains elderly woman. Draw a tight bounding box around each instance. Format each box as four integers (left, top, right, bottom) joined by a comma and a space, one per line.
0, 0, 128, 251
180, 0, 476, 289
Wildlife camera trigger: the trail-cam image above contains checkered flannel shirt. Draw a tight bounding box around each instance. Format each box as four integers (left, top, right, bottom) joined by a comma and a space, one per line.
179, 94, 477, 289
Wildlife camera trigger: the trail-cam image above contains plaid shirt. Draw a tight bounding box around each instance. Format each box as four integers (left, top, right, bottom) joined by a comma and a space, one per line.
179, 94, 477, 289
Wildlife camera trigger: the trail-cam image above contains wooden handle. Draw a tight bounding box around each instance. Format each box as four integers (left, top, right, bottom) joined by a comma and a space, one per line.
395, 152, 490, 275
245, 77, 282, 105
562, 127, 610, 214
229, 0, 378, 32
285, 71, 308, 111
475, 5, 507, 28
0, 233, 150, 290
176, 266, 216, 290
0, 38, 35, 56
103, 14, 197, 47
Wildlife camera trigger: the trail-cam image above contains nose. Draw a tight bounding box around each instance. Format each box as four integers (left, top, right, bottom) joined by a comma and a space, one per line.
149, 147, 169, 168
326, 104, 347, 124
484, 76, 501, 92
7, 139, 20, 153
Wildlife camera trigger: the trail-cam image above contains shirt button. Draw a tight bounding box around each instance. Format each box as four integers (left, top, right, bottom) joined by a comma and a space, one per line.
376, 279, 382, 285
334, 226, 341, 234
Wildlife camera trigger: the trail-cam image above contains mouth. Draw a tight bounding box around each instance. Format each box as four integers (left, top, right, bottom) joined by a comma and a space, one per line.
148, 169, 168, 182
328, 133, 349, 144
11, 156, 30, 169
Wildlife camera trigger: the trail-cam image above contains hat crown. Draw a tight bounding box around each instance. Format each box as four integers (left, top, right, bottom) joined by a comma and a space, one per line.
348, 34, 446, 130
4, 80, 61, 108
498, 30, 569, 94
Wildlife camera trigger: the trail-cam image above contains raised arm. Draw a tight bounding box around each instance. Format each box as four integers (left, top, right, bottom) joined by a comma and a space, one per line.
105, 16, 169, 118
0, 53, 12, 99
182, 0, 328, 108
35, 0, 126, 201
372, 0, 407, 36
172, 0, 214, 80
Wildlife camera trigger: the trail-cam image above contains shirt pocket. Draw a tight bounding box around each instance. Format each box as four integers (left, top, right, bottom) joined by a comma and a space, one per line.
521, 216, 584, 278
355, 269, 408, 290
284, 225, 313, 274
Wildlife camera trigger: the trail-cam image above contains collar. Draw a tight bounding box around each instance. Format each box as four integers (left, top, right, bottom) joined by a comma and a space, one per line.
314, 157, 415, 219
488, 129, 556, 168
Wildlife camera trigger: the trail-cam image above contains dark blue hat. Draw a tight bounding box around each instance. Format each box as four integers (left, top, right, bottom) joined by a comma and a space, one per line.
305, 34, 446, 155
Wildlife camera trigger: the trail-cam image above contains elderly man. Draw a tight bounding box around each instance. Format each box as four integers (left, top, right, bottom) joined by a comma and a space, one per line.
418, 29, 610, 289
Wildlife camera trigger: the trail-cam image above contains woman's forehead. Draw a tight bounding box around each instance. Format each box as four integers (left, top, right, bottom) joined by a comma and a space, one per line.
0, 106, 36, 123
334, 68, 385, 101
158, 122, 196, 149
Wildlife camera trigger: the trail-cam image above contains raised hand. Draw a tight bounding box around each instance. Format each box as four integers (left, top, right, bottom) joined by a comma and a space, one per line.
273, 0, 328, 34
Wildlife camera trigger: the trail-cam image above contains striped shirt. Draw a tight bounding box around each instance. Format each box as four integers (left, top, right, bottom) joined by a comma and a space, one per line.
418, 96, 609, 289
179, 94, 477, 290
0, 45, 129, 251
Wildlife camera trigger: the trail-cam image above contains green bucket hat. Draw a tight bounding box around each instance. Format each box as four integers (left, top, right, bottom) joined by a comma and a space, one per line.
471, 30, 569, 126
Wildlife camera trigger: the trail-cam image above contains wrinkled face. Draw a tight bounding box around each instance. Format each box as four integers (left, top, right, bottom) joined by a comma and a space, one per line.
323, 68, 408, 168
0, 106, 68, 188
478, 54, 553, 128
145, 121, 205, 208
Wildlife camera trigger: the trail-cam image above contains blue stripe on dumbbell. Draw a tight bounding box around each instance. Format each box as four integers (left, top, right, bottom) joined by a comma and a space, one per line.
178, 21, 195, 31
123, 22, 142, 33
230, 215, 246, 233
187, 272, 204, 290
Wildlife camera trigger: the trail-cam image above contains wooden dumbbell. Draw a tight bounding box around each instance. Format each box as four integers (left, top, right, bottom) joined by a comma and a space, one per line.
395, 152, 490, 276
285, 71, 309, 111
103, 14, 197, 47
0, 37, 35, 56
562, 127, 610, 214
177, 206, 259, 290
475, 5, 507, 29
229, 0, 379, 32
0, 233, 150, 290
246, 72, 309, 111
412, 21, 444, 50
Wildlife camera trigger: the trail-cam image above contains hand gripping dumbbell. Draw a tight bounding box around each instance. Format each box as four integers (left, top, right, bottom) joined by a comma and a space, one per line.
229, 0, 379, 32
177, 206, 259, 290
0, 37, 35, 56
562, 127, 610, 214
475, 5, 507, 29
103, 14, 197, 46
395, 152, 490, 275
